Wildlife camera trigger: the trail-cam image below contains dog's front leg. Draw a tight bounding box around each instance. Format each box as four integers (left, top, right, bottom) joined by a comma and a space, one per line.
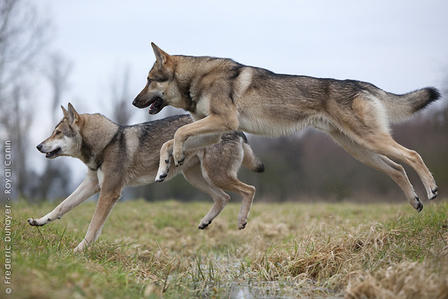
74, 182, 122, 252
156, 134, 222, 182
28, 171, 99, 226
172, 114, 238, 166
155, 139, 174, 182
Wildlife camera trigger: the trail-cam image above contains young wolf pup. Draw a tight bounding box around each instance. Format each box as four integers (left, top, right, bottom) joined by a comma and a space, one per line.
133, 43, 441, 212
29, 103, 263, 252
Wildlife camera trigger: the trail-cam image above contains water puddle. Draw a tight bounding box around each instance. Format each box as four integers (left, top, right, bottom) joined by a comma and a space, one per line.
228, 281, 342, 299
186, 256, 343, 298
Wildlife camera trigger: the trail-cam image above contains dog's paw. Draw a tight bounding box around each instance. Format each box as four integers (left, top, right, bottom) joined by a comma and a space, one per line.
155, 172, 167, 183
416, 202, 423, 213
173, 150, 185, 167
174, 157, 184, 167
429, 187, 438, 200
238, 220, 247, 230
27, 218, 44, 226
73, 241, 87, 253
155, 164, 169, 182
413, 197, 423, 213
198, 220, 211, 230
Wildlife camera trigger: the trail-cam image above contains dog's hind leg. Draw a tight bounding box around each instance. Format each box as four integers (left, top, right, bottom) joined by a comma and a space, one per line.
220, 178, 255, 229
74, 173, 123, 252
28, 170, 99, 226
330, 95, 438, 201
329, 129, 422, 211
201, 139, 256, 229
361, 134, 437, 201
183, 157, 230, 229
206, 168, 256, 229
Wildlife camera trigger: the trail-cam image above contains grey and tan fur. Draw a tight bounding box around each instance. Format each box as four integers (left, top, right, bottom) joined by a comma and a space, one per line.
29, 103, 263, 251
133, 43, 441, 211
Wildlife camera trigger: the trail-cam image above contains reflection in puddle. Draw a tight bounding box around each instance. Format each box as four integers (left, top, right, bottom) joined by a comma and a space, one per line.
228, 281, 342, 299
230, 284, 254, 299
190, 256, 342, 298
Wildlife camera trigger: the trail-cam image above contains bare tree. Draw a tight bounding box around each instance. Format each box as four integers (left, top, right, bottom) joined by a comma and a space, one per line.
46, 53, 73, 121
0, 0, 50, 198
110, 65, 133, 125
0, 0, 49, 91
12, 85, 33, 196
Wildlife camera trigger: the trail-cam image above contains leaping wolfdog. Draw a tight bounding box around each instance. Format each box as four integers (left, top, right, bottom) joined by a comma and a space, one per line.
29, 104, 263, 251
133, 43, 441, 211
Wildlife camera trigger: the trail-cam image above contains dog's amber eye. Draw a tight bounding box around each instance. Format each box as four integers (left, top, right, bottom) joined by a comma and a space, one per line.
150, 77, 167, 83
55, 130, 62, 135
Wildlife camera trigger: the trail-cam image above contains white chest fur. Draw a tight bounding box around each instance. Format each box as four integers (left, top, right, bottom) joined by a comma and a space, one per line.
97, 169, 105, 187
194, 96, 210, 118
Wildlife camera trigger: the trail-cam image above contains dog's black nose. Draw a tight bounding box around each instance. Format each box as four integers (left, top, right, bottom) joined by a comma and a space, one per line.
36, 144, 43, 151
132, 99, 137, 106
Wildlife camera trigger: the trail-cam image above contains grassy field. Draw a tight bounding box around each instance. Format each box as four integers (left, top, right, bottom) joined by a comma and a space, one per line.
4, 199, 448, 298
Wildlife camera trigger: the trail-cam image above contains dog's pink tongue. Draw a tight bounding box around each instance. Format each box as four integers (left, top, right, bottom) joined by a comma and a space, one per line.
148, 102, 155, 114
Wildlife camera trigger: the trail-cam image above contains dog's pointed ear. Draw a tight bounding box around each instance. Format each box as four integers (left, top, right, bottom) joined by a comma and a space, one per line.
67, 102, 80, 124
151, 42, 170, 64
61, 105, 69, 118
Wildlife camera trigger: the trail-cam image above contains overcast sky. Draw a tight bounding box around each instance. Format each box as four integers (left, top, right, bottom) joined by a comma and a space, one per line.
33, 0, 448, 183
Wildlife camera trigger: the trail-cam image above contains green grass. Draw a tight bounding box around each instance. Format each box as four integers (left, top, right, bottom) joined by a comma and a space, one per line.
3, 199, 448, 298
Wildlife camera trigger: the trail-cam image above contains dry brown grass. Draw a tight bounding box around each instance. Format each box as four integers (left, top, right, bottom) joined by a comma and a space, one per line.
346, 261, 448, 299
7, 199, 448, 298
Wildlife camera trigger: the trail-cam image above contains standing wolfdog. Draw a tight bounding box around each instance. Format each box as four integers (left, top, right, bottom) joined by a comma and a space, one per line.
133, 43, 441, 211
29, 104, 263, 251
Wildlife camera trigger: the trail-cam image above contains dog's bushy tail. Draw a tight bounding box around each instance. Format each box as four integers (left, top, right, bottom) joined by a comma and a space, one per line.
383, 87, 441, 123
238, 132, 264, 173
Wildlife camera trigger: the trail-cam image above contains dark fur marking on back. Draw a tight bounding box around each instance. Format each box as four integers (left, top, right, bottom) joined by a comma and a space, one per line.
228, 64, 243, 80
132, 114, 191, 130
117, 127, 127, 157
228, 65, 243, 104
235, 131, 248, 143
137, 126, 151, 148
220, 132, 241, 143
134, 115, 192, 150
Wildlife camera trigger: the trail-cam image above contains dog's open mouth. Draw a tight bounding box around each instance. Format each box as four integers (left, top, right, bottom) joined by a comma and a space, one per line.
148, 97, 165, 114
45, 147, 61, 158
